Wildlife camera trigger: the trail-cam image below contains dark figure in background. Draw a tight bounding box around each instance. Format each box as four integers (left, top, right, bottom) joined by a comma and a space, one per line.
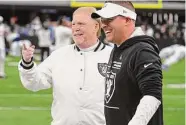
37, 21, 52, 62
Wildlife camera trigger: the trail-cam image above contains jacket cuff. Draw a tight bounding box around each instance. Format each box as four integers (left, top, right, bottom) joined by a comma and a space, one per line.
21, 57, 34, 69
22, 57, 33, 64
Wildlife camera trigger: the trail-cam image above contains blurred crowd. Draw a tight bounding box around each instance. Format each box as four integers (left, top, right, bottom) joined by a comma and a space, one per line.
0, 10, 185, 78
0, 12, 185, 63
1, 15, 73, 61
141, 21, 185, 49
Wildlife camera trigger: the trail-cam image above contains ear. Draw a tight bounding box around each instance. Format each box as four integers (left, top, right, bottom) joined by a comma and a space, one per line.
95, 22, 99, 30
93, 21, 101, 37
93, 22, 99, 35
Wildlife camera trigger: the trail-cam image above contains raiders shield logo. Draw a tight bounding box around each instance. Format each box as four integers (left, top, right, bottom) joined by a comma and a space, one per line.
98, 63, 108, 77
105, 72, 116, 104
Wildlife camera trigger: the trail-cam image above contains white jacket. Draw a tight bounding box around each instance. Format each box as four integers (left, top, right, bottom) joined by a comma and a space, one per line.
18, 42, 112, 125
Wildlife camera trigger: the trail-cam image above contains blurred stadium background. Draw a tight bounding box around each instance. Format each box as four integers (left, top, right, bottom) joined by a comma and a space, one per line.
0, 0, 185, 125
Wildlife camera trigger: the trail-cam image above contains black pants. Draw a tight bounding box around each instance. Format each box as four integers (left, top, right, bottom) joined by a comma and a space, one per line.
40, 47, 50, 62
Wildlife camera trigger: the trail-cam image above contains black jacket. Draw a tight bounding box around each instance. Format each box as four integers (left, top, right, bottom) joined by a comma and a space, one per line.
105, 35, 163, 125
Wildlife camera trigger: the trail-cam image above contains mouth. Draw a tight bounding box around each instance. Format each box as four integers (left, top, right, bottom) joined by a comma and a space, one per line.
74, 33, 83, 37
105, 30, 112, 35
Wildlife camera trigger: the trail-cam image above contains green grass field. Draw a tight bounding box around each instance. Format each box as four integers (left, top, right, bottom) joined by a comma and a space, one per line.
0, 56, 185, 125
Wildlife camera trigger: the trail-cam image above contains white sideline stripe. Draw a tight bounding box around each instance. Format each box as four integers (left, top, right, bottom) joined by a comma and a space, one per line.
166, 83, 186, 89
7, 62, 19, 66
0, 106, 184, 111
0, 106, 50, 111
0, 94, 184, 98
5, 84, 186, 89
165, 107, 184, 111
0, 94, 52, 97
163, 95, 185, 99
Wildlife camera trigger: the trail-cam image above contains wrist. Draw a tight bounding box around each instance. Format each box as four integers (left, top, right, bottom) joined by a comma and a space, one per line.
21, 57, 34, 69
22, 57, 33, 64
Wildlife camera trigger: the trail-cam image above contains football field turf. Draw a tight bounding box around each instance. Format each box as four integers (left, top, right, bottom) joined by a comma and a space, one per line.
0, 56, 185, 125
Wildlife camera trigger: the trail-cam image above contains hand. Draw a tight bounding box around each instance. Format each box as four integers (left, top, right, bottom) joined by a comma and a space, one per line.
22, 43, 35, 62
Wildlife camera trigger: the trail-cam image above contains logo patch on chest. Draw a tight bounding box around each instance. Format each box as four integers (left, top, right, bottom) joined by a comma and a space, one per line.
105, 72, 116, 103
97, 63, 108, 77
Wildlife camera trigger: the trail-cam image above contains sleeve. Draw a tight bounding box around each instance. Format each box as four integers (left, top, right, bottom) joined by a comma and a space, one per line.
131, 47, 163, 100
18, 54, 54, 92
128, 46, 163, 125
128, 95, 161, 125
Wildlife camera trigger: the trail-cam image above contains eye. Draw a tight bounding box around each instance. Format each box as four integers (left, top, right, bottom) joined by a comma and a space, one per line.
78, 22, 85, 25
101, 18, 114, 24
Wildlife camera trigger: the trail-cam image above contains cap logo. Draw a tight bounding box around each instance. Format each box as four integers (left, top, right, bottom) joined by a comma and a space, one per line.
103, 3, 107, 8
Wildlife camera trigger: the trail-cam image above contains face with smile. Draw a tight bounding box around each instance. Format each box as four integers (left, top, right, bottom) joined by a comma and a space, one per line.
72, 8, 100, 48
101, 16, 129, 44
92, 2, 136, 45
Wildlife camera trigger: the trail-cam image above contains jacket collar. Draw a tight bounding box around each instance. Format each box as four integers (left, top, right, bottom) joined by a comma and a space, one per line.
74, 40, 106, 52
130, 27, 145, 38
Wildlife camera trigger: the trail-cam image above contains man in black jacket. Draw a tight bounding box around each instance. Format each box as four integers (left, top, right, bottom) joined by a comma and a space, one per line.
92, 1, 163, 125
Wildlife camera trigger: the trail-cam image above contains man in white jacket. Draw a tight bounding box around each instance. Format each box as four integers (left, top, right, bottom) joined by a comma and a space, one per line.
18, 7, 112, 125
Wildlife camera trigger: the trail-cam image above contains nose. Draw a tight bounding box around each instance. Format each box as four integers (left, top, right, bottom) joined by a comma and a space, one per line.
75, 28, 80, 32
72, 24, 80, 32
